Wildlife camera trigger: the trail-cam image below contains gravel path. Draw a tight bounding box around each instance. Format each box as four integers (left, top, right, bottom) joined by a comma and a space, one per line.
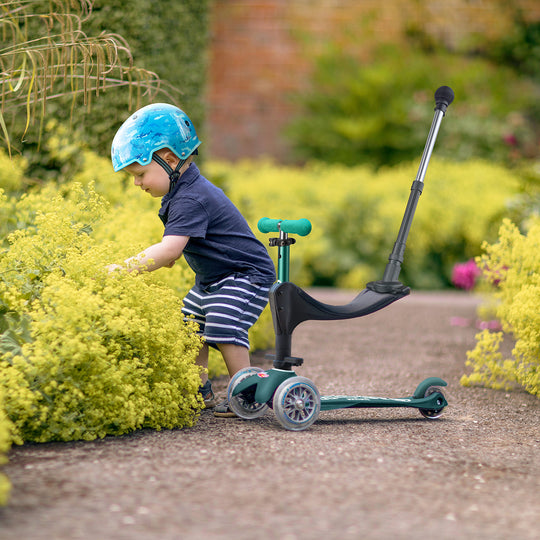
1, 290, 538, 540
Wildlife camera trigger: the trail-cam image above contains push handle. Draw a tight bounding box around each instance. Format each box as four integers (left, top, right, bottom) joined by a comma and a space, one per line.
258, 217, 312, 236
378, 85, 454, 286
434, 85, 454, 115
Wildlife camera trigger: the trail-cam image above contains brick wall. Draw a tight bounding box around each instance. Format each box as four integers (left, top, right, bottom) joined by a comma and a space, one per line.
205, 0, 540, 162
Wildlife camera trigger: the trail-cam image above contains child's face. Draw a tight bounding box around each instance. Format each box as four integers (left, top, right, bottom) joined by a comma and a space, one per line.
124, 160, 170, 197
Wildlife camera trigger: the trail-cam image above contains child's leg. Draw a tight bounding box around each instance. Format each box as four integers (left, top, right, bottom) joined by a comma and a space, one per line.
195, 343, 209, 384
183, 276, 272, 416
195, 343, 216, 408
217, 343, 250, 377
213, 343, 251, 417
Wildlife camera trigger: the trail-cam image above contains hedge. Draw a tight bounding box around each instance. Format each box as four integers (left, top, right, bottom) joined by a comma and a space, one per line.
5, 0, 210, 179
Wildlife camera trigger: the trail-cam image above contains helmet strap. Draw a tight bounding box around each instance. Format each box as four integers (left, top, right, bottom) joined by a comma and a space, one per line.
152, 154, 187, 192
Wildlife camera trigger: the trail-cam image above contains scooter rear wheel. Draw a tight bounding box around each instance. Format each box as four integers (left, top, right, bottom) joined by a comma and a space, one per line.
273, 376, 321, 431
419, 386, 446, 419
227, 367, 269, 419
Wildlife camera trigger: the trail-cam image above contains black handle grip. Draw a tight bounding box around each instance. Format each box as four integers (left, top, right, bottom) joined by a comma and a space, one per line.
434, 86, 454, 114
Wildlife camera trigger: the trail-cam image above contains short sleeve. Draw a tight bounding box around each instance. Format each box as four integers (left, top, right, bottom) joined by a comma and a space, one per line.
163, 197, 209, 238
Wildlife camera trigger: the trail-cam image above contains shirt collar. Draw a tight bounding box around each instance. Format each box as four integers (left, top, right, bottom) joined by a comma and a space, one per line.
163, 162, 200, 201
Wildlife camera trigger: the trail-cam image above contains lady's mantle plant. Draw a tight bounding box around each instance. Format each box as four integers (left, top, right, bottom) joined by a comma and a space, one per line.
0, 182, 203, 443
462, 217, 540, 397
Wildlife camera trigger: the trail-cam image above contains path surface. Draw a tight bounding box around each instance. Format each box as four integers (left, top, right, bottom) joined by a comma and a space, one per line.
1, 290, 539, 540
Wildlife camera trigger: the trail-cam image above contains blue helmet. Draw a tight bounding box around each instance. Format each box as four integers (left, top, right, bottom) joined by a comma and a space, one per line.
111, 103, 201, 172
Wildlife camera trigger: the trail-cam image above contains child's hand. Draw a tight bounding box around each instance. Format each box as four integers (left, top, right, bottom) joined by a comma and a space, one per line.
106, 263, 124, 273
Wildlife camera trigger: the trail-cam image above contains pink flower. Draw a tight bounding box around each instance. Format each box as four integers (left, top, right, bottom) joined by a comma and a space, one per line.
451, 259, 481, 291
503, 133, 518, 147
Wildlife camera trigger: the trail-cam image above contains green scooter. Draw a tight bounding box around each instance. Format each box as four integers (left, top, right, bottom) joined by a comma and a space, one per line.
228, 86, 454, 431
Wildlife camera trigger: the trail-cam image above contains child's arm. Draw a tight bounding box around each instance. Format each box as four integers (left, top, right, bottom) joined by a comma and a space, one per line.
110, 235, 189, 273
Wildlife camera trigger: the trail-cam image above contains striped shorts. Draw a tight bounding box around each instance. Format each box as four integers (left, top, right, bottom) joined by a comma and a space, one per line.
181, 274, 272, 349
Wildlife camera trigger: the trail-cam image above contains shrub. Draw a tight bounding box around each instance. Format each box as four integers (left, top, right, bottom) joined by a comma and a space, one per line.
286, 41, 539, 168
0, 148, 276, 447
0, 386, 12, 505
0, 182, 204, 443
462, 217, 540, 397
0, 152, 27, 194
55, 0, 210, 157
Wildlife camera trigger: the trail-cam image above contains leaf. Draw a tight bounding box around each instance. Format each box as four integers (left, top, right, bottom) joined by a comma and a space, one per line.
0, 330, 22, 357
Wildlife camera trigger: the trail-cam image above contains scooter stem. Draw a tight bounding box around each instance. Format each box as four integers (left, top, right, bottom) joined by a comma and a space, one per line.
277, 230, 290, 283
382, 87, 454, 283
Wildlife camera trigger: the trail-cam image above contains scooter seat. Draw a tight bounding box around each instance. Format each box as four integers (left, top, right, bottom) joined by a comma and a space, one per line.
269, 281, 410, 335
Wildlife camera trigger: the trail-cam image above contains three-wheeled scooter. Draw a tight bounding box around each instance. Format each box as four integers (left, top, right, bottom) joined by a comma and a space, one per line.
227, 86, 454, 431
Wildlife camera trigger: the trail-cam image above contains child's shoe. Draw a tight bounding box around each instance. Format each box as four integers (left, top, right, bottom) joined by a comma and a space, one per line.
198, 380, 216, 409
213, 400, 237, 418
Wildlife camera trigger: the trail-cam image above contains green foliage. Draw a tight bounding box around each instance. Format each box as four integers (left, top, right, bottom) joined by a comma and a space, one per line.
207, 158, 523, 289
462, 217, 540, 398
0, 181, 204, 443
0, 0, 164, 156
63, 0, 210, 157
1, 0, 209, 183
486, 15, 540, 82
0, 386, 12, 506
286, 41, 539, 168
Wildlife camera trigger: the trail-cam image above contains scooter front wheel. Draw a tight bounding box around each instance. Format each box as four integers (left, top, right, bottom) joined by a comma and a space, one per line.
418, 386, 446, 419
227, 367, 269, 419
273, 376, 321, 431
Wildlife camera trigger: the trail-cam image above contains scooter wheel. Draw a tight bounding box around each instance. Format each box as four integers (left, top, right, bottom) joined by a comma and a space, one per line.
227, 367, 269, 420
272, 376, 321, 431
419, 386, 446, 419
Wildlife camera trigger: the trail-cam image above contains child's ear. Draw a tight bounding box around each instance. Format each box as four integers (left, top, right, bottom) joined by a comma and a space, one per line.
159, 149, 179, 167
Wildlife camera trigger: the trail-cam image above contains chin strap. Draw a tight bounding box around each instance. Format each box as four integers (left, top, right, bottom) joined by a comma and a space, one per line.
152, 154, 186, 191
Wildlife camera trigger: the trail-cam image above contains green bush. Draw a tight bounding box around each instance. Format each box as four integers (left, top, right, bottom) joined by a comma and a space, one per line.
485, 16, 540, 82
462, 217, 540, 398
60, 0, 210, 157
207, 158, 523, 289
286, 41, 539, 168
3, 0, 209, 182
0, 181, 204, 443
0, 386, 12, 505
0, 151, 28, 194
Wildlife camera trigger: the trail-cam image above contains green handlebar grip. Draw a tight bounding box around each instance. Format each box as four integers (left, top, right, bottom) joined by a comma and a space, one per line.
258, 217, 312, 236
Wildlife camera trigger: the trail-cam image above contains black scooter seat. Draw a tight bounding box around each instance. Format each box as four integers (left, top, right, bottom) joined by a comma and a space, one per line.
269, 281, 410, 335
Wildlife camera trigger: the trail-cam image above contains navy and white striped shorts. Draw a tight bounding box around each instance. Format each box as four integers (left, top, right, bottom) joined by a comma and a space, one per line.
181, 275, 272, 349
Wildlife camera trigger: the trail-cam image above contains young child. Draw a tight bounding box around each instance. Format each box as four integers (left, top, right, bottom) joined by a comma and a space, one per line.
110, 103, 276, 417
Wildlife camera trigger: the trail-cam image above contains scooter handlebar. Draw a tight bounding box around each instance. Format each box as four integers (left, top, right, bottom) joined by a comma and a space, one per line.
258, 217, 312, 236
434, 85, 454, 115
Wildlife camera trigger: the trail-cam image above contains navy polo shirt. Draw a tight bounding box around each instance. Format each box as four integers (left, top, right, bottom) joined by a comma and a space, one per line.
158, 163, 276, 287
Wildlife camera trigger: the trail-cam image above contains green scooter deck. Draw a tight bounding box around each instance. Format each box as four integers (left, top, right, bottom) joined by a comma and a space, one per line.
320, 392, 447, 411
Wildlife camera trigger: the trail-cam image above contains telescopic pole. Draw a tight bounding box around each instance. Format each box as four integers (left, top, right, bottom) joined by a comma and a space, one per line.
381, 86, 454, 284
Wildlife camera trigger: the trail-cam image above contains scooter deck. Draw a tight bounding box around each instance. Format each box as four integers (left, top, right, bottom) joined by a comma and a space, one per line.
320, 393, 446, 411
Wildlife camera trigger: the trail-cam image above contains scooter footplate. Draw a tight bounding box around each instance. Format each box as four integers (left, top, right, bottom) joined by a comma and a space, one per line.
320, 394, 445, 411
